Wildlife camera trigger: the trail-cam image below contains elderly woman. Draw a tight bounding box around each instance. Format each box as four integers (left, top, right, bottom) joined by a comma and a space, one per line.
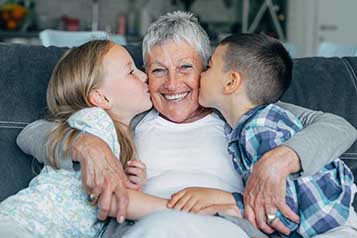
18, 11, 357, 237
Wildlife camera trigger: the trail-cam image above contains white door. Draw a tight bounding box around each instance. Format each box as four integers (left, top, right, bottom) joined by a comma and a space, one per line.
287, 0, 357, 57
317, 0, 357, 45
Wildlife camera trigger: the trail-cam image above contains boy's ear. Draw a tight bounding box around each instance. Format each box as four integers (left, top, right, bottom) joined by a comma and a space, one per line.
88, 89, 112, 110
223, 71, 241, 95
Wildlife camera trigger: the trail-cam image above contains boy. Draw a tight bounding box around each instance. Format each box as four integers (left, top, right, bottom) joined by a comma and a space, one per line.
168, 34, 354, 238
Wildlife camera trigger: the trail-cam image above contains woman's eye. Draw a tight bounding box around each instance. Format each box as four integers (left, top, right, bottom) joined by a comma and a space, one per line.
152, 68, 165, 74
181, 64, 192, 70
129, 69, 135, 75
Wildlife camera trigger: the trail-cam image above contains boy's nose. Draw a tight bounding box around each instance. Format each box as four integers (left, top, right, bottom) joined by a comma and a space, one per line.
138, 70, 148, 82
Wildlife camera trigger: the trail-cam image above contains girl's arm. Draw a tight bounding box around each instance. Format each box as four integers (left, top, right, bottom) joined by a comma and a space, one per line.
109, 190, 168, 220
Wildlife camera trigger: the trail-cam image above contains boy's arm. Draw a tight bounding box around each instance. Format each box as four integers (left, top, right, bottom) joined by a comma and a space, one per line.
276, 101, 357, 176
241, 123, 302, 236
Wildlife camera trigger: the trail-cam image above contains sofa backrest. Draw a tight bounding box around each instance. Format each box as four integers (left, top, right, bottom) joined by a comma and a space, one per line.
282, 57, 357, 157
0, 43, 356, 205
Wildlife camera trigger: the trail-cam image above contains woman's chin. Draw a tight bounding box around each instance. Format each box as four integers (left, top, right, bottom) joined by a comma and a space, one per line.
159, 111, 190, 123
161, 107, 206, 123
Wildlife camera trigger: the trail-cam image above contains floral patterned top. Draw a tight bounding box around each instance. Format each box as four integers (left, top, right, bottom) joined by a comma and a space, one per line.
0, 107, 120, 238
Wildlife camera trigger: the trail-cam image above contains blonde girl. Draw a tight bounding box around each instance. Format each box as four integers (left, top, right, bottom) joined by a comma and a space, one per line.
0, 40, 168, 238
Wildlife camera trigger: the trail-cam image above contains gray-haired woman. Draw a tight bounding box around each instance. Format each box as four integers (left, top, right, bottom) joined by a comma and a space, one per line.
18, 11, 357, 238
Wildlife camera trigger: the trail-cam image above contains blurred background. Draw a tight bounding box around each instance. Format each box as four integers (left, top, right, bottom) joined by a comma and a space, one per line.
0, 0, 357, 58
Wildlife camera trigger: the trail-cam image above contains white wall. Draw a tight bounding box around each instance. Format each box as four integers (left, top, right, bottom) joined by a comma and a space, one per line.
31, 0, 240, 34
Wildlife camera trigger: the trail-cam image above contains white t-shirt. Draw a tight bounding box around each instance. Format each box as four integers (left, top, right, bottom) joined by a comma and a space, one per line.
135, 110, 244, 198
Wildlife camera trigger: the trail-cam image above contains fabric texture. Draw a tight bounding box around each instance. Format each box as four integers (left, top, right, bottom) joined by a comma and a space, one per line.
0, 215, 34, 238
228, 104, 355, 238
0, 166, 103, 237
121, 210, 250, 238
0, 107, 120, 237
134, 109, 244, 198
67, 107, 121, 158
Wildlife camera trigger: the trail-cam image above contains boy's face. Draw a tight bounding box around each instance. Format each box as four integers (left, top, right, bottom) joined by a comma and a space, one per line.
199, 45, 229, 109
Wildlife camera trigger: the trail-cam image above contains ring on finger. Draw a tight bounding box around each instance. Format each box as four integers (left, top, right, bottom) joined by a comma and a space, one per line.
267, 213, 278, 226
87, 193, 99, 204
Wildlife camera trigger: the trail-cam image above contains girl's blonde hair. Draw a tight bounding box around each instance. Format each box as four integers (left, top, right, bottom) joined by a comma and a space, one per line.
47, 40, 135, 169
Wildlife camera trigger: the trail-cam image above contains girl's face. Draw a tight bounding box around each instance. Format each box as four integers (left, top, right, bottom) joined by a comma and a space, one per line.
99, 44, 152, 123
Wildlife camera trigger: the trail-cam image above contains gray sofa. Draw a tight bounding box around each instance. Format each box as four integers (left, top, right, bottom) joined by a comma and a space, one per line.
0, 43, 356, 211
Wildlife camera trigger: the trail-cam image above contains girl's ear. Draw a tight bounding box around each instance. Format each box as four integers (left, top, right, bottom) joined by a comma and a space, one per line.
223, 71, 241, 95
88, 89, 112, 110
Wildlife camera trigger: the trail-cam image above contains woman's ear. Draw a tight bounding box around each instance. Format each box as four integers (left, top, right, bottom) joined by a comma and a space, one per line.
88, 89, 112, 110
223, 71, 241, 95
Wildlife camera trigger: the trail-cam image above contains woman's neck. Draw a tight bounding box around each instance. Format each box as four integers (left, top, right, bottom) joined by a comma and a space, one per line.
184, 106, 212, 123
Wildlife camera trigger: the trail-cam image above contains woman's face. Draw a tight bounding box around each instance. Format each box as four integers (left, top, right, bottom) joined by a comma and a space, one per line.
99, 44, 152, 123
146, 40, 205, 123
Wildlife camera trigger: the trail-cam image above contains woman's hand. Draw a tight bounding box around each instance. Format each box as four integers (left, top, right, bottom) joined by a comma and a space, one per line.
125, 159, 147, 191
72, 133, 129, 223
243, 145, 300, 235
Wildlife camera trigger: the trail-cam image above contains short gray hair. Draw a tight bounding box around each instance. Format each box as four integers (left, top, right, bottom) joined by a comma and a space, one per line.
142, 11, 211, 66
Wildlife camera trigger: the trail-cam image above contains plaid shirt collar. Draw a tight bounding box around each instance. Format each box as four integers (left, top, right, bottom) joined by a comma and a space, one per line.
226, 105, 268, 144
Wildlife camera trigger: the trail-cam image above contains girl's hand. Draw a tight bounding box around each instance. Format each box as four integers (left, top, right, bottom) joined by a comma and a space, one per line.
125, 159, 147, 191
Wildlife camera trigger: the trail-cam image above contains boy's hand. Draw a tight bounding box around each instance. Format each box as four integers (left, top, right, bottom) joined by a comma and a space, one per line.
167, 187, 235, 213
198, 204, 242, 217
125, 159, 147, 191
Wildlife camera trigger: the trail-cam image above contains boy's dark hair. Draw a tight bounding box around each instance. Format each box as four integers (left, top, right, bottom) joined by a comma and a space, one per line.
220, 33, 293, 105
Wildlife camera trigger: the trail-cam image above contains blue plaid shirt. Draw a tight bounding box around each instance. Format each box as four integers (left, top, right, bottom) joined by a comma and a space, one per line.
227, 104, 354, 238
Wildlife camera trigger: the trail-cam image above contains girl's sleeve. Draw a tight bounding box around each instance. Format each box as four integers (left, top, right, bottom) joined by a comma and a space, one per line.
67, 107, 120, 158
16, 108, 121, 170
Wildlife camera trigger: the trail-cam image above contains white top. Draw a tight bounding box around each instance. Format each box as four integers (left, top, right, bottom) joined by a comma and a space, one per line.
135, 110, 244, 198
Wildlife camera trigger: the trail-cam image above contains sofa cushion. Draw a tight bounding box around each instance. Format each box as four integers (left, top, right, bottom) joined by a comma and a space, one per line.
0, 44, 65, 201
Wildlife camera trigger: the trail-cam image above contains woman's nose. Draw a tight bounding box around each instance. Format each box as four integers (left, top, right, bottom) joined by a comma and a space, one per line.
165, 73, 178, 90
